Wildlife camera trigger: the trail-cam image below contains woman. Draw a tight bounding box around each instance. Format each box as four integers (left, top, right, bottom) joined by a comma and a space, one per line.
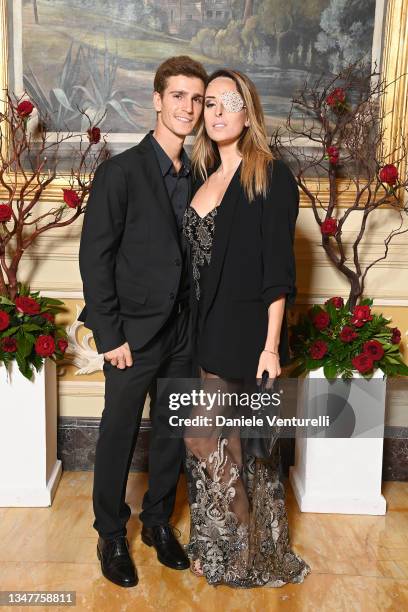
182, 69, 311, 588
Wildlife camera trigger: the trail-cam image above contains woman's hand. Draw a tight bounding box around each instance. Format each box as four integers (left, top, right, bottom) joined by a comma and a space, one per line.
256, 350, 281, 388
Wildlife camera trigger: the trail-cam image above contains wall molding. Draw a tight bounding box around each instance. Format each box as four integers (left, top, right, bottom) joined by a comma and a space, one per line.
57, 416, 408, 481
59, 381, 105, 396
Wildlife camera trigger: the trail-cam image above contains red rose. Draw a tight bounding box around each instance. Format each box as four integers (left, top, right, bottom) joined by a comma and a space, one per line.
0, 309, 10, 331
87, 127, 101, 144
363, 340, 384, 361
309, 340, 328, 360
351, 305, 373, 327
34, 334, 55, 357
391, 327, 401, 345
379, 164, 398, 186
17, 100, 34, 117
339, 325, 358, 343
327, 145, 339, 164
321, 218, 337, 236
41, 312, 55, 323
326, 87, 346, 107
352, 353, 374, 374
15, 295, 41, 315
313, 311, 330, 330
1, 336, 18, 352
57, 339, 68, 353
0, 204, 12, 222
63, 189, 81, 208
325, 296, 344, 309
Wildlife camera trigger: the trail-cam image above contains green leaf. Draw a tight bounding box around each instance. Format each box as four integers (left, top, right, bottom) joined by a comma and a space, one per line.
305, 357, 323, 370
385, 356, 402, 365
41, 298, 64, 306
0, 296, 14, 305
323, 363, 338, 379
21, 324, 43, 332
15, 352, 33, 380
382, 343, 399, 352
32, 354, 44, 372
395, 362, 408, 375
17, 283, 30, 296
0, 326, 20, 337
16, 333, 34, 358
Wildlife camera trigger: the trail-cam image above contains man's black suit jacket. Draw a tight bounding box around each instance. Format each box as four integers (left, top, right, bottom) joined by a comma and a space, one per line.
78, 134, 188, 354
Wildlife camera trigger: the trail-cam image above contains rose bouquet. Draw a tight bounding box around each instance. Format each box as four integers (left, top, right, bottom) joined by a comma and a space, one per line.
290, 296, 408, 379
0, 284, 68, 379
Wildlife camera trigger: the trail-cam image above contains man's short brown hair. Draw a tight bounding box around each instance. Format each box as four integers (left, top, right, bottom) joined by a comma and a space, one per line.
154, 56, 207, 95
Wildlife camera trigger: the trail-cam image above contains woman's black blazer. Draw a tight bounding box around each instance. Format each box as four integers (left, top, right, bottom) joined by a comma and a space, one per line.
191, 158, 299, 380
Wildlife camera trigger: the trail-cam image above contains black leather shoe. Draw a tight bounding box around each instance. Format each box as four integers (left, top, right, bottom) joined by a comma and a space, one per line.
97, 535, 138, 587
141, 524, 189, 570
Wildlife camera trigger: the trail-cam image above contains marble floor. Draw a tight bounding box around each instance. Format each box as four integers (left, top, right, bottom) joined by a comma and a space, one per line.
1, 473, 408, 612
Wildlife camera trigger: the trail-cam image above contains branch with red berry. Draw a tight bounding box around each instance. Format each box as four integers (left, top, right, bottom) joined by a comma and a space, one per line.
271, 59, 408, 311
0, 91, 109, 378
270, 60, 408, 377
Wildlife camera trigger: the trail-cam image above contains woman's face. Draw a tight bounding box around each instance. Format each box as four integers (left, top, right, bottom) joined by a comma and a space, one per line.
204, 76, 249, 145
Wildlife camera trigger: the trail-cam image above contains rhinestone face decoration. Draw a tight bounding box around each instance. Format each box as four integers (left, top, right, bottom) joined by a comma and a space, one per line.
219, 91, 245, 113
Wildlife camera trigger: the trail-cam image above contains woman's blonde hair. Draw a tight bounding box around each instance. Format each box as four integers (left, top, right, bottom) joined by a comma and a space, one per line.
191, 68, 274, 201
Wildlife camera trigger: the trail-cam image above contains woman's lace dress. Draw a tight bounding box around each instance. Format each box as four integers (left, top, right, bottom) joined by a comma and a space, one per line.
182, 206, 311, 588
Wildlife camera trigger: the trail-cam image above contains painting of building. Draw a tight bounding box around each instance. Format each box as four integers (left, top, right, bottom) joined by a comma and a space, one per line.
6, 0, 384, 141
162, 1, 233, 35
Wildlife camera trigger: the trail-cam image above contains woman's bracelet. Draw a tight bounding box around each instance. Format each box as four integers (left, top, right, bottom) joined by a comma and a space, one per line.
263, 349, 279, 357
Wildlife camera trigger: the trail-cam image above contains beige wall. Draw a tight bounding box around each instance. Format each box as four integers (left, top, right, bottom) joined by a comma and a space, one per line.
18, 205, 406, 423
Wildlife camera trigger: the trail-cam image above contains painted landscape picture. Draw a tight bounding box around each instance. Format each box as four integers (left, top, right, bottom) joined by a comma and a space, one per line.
9, 0, 378, 139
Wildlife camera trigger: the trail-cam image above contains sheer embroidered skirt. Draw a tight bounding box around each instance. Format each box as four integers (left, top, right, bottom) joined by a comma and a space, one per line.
183, 373, 311, 588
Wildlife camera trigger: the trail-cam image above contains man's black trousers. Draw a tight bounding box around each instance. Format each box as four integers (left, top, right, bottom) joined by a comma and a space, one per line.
92, 307, 192, 538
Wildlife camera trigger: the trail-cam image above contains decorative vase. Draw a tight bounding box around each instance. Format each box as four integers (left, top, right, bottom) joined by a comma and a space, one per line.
289, 366, 387, 515
0, 359, 62, 506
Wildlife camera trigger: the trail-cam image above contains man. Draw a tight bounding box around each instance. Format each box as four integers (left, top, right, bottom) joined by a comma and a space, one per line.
78, 56, 207, 587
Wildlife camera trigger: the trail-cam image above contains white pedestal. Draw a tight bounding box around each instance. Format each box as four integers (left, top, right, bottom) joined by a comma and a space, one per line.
0, 359, 62, 506
289, 367, 387, 515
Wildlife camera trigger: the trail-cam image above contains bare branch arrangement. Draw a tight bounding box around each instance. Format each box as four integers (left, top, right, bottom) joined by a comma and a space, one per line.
271, 59, 408, 311
0, 91, 109, 300
0, 91, 108, 378
275, 60, 408, 378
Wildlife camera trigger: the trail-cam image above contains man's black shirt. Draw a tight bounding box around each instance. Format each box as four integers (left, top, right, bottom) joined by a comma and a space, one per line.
149, 131, 190, 302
